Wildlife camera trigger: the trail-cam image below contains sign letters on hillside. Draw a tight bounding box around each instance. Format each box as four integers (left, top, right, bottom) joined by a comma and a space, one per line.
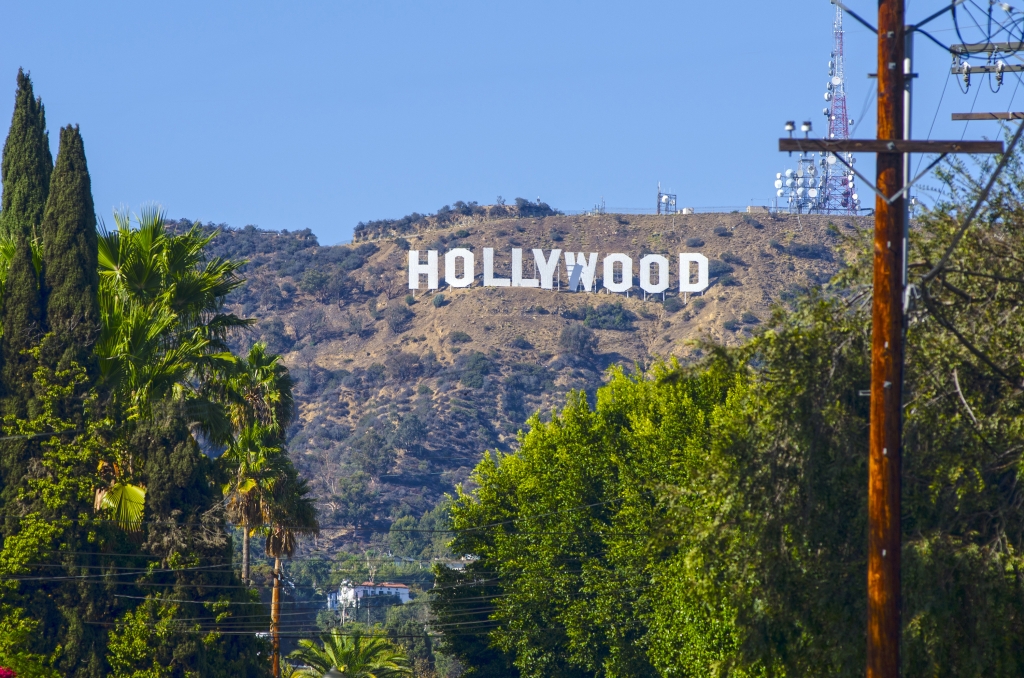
408, 248, 709, 294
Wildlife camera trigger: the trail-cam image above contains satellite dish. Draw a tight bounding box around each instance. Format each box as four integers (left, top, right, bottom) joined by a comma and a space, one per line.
661, 195, 669, 203
827, 154, 837, 165
776, 172, 782, 179
777, 189, 785, 197
785, 169, 795, 178
785, 178, 795, 187
827, 81, 834, 90
852, 193, 859, 201
797, 187, 806, 196
832, 76, 842, 86
774, 179, 783, 189
825, 92, 833, 101
808, 188, 819, 198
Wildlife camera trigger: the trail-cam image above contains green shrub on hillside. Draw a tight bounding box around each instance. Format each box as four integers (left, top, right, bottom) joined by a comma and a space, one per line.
386, 305, 414, 333
663, 296, 684, 313
559, 324, 598, 358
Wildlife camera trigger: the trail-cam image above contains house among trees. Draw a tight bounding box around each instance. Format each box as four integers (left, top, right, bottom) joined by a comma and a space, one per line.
327, 581, 411, 610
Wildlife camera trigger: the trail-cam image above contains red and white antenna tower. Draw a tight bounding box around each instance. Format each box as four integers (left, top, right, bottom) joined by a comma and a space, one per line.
819, 3, 860, 214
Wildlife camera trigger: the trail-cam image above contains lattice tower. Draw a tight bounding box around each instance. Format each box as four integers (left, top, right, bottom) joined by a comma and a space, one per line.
819, 3, 859, 214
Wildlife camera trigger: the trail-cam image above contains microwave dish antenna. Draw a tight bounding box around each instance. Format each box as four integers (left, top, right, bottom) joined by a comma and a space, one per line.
769, 3, 857, 215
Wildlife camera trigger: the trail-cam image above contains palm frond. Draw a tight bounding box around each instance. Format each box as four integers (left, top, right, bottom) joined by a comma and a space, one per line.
95, 482, 146, 532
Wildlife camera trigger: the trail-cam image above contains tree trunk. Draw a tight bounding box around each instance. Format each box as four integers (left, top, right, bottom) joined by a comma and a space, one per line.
241, 522, 250, 585
272, 556, 281, 678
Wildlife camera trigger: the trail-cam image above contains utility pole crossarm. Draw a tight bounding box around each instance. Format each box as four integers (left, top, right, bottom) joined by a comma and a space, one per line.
952, 112, 1024, 120
950, 41, 1024, 53
779, 139, 1003, 154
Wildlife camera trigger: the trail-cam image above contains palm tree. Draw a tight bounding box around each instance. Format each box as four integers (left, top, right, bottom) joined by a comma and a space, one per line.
220, 342, 295, 583
287, 629, 411, 678
221, 423, 285, 584
96, 206, 249, 428
93, 207, 250, 530
266, 467, 319, 677
227, 341, 294, 437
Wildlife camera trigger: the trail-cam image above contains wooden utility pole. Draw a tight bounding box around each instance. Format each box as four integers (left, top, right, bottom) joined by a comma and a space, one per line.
271, 558, 281, 678
781, 4, 1004, 678
869, 0, 904, 676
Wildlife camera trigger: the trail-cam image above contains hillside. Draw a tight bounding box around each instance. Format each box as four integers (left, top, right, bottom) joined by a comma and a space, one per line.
183, 208, 871, 553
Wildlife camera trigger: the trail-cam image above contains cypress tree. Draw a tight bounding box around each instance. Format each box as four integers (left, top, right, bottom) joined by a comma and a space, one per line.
0, 234, 43, 535
0, 68, 50, 404
39, 124, 99, 376
0, 70, 51, 534
0, 234, 43, 416
0, 68, 52, 240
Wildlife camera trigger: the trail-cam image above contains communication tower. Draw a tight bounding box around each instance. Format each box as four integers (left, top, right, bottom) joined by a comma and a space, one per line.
818, 2, 859, 214
656, 182, 677, 214
772, 3, 860, 214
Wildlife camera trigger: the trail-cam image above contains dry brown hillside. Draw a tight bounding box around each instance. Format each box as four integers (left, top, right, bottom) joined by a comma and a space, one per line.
192, 209, 871, 549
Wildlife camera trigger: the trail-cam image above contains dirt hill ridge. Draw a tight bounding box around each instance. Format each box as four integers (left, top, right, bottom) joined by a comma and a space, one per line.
194, 210, 869, 550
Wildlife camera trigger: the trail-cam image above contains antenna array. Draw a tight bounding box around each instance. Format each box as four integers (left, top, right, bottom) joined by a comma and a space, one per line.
772, 4, 860, 214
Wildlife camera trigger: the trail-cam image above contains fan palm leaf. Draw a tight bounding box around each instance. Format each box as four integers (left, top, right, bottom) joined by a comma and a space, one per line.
287, 630, 411, 677
94, 482, 147, 532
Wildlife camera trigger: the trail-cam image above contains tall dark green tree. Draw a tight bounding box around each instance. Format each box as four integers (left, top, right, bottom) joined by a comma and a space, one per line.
0, 69, 51, 536
0, 235, 42, 416
0, 68, 52, 240
0, 234, 43, 536
39, 124, 99, 377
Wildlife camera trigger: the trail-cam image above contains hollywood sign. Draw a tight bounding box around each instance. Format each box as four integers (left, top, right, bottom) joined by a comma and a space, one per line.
407, 248, 710, 294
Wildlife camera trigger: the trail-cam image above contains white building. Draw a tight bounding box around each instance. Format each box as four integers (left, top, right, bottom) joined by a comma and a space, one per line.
326, 581, 410, 610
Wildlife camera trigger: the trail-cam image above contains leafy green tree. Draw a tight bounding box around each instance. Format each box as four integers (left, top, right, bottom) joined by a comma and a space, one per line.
0, 352, 111, 677
0, 69, 52, 240
39, 125, 99, 377
430, 561, 519, 678
105, 599, 177, 678
442, 147, 1024, 677
443, 367, 726, 678
286, 630, 411, 677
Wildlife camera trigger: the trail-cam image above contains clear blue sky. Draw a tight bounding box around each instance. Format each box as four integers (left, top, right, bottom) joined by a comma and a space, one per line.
0, 1, 1017, 244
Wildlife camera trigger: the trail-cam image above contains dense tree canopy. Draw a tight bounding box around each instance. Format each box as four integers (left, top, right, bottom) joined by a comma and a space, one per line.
436, 153, 1024, 677
0, 73, 315, 676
